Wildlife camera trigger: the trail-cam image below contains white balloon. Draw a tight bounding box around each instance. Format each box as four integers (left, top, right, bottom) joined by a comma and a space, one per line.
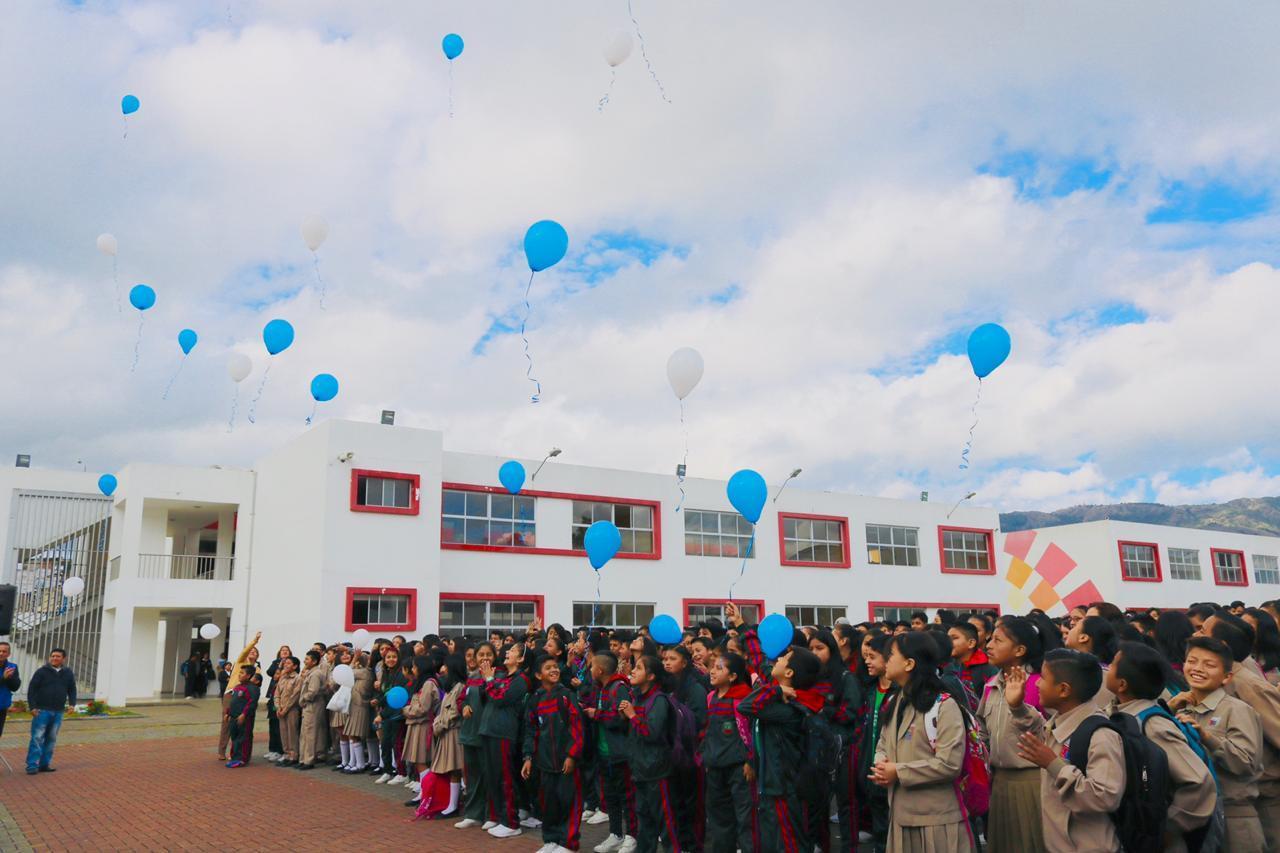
199, 622, 221, 640
603, 32, 634, 67
96, 233, 118, 257
666, 347, 705, 401
350, 628, 370, 649
332, 663, 354, 688
62, 576, 85, 597
301, 216, 329, 252
227, 353, 252, 383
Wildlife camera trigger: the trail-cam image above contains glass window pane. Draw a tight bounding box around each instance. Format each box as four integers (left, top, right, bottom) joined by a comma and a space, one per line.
439, 602, 462, 626
572, 526, 587, 550
785, 540, 800, 560
441, 517, 464, 544
632, 506, 652, 529
633, 530, 653, 554
685, 534, 701, 556
490, 521, 515, 546
491, 495, 514, 519
797, 519, 814, 540
464, 602, 485, 625
620, 529, 636, 552
829, 543, 844, 563
465, 492, 487, 517
573, 502, 593, 525
685, 512, 702, 533
573, 603, 590, 625
515, 496, 536, 521
514, 602, 536, 623
721, 537, 739, 559
394, 479, 411, 508
352, 598, 369, 624
443, 490, 466, 516
615, 504, 632, 528
593, 503, 612, 523
515, 522, 536, 547
464, 519, 488, 545
784, 519, 798, 538
636, 604, 654, 624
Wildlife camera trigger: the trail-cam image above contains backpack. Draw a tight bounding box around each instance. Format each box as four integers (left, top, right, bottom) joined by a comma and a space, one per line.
641, 689, 698, 770
1136, 702, 1226, 853
1069, 712, 1170, 853
924, 693, 991, 818
796, 706, 843, 801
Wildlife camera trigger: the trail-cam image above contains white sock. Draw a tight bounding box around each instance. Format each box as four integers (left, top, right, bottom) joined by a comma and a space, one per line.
447, 781, 461, 813
351, 741, 365, 768
339, 740, 351, 768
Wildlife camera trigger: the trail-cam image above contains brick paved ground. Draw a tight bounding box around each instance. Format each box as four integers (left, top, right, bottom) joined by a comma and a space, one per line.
0, 701, 610, 852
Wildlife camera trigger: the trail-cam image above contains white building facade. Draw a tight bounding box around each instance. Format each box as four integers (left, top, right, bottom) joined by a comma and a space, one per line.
4, 419, 1280, 705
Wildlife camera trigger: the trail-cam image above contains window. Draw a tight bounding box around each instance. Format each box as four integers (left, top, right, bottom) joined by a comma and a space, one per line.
1255, 555, 1280, 585
779, 514, 850, 568
344, 587, 417, 631
869, 602, 1000, 623
1211, 549, 1248, 586
572, 601, 655, 629
785, 605, 847, 626
685, 510, 754, 558
438, 595, 542, 638
683, 599, 763, 627
1118, 542, 1161, 582
350, 469, 420, 515
866, 524, 920, 566
572, 501, 655, 554
938, 527, 996, 574
441, 489, 536, 548
1168, 548, 1201, 581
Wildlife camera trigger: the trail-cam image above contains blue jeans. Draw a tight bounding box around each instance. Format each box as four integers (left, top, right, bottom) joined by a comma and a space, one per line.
26, 709, 63, 771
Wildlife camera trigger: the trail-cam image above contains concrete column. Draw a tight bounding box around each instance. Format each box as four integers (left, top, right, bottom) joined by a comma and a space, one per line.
216, 509, 235, 580
104, 605, 135, 706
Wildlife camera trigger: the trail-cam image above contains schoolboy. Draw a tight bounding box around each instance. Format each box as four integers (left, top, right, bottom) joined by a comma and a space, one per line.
945, 620, 997, 707
1009, 648, 1125, 852
1172, 635, 1265, 852
585, 652, 637, 853
298, 649, 326, 770
737, 645, 823, 853
522, 655, 586, 852
272, 655, 302, 765
224, 665, 258, 768
1106, 643, 1215, 852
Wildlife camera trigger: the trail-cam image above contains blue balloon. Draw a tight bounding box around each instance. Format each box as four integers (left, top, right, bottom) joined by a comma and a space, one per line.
498, 460, 526, 495
758, 613, 795, 660
97, 474, 117, 497
584, 520, 622, 570
263, 319, 295, 355
523, 220, 569, 272
310, 373, 339, 403
129, 284, 156, 311
386, 685, 409, 710
442, 33, 464, 60
726, 469, 767, 525
967, 323, 1012, 379
648, 614, 682, 646
178, 329, 198, 355
121, 94, 140, 115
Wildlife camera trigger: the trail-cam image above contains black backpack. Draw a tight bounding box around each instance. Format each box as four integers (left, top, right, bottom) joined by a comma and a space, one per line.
1068, 712, 1170, 853
795, 706, 843, 801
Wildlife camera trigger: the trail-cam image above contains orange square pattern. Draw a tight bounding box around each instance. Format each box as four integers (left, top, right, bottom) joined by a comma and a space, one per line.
1029, 579, 1061, 611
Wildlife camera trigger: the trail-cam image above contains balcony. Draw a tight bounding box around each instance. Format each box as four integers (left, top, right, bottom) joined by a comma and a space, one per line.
137, 553, 235, 581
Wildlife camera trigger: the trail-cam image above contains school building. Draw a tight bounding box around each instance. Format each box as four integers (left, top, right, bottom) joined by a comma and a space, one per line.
3, 418, 1280, 706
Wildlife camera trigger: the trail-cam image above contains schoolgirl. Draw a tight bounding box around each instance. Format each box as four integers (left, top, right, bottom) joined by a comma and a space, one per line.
701, 651, 754, 853
619, 655, 681, 853
479, 641, 532, 838
453, 641, 495, 830
402, 652, 442, 804
662, 644, 707, 851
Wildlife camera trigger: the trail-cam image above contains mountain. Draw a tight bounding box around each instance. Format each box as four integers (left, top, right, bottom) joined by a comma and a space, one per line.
1000, 497, 1280, 537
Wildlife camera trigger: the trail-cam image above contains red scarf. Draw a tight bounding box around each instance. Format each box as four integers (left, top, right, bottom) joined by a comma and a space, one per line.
794, 687, 825, 714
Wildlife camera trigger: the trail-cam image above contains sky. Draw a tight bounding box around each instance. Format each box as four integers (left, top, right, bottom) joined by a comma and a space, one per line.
4, 1, 1280, 513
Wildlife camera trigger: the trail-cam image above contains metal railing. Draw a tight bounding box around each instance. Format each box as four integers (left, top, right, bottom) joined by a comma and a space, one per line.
137, 553, 235, 581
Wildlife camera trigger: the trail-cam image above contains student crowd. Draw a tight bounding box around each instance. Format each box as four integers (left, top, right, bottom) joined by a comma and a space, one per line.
211, 598, 1280, 853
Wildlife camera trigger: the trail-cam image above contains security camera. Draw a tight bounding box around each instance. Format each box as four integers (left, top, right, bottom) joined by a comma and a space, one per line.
338, 452, 354, 463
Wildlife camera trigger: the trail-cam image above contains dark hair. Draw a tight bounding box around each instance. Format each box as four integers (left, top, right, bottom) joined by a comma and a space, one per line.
633, 654, 672, 692
1079, 616, 1118, 665
949, 621, 979, 643
717, 651, 750, 685
1089, 602, 1124, 622
1113, 642, 1167, 700
890, 633, 945, 715
1245, 608, 1280, 673
782, 646, 820, 691
1043, 648, 1103, 702
935, 608, 957, 626
690, 636, 714, 653
305, 650, 321, 664
612, 630, 636, 645
968, 613, 993, 635
239, 664, 255, 674
50, 648, 66, 656
532, 653, 559, 675
1186, 635, 1234, 670
997, 613, 1062, 669
632, 636, 659, 659
410, 655, 432, 693
866, 633, 894, 657
1154, 611, 1193, 667
910, 610, 928, 623
1231, 601, 1246, 609
1187, 603, 1218, 624
1209, 612, 1255, 665
808, 629, 846, 686
926, 628, 953, 667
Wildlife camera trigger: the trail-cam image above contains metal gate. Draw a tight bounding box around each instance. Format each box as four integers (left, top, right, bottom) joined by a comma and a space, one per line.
5, 490, 111, 699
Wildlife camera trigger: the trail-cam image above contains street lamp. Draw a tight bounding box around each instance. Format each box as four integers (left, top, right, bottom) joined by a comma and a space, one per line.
531, 447, 562, 481
772, 468, 803, 502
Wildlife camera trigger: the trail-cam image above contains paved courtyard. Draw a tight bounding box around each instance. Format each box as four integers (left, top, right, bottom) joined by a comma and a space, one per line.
0, 700, 606, 852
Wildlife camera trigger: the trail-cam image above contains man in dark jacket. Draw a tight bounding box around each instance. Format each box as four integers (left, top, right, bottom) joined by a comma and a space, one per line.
0, 641, 21, 738
25, 648, 77, 775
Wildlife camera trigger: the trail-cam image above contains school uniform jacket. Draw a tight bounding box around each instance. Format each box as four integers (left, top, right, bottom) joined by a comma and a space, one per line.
1011, 700, 1124, 853
523, 685, 585, 772
672, 671, 708, 736
1180, 687, 1262, 813
1113, 698, 1216, 842
872, 694, 966, 829
273, 671, 301, 716
947, 653, 998, 710
976, 666, 1043, 770
478, 669, 531, 741
627, 684, 674, 782
594, 674, 632, 763
830, 669, 866, 742
737, 682, 820, 797
459, 672, 486, 748
228, 682, 256, 719
300, 665, 327, 709
1226, 658, 1280, 796
702, 683, 752, 768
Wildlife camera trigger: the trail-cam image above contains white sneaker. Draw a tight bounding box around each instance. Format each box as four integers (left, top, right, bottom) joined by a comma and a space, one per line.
581, 808, 596, 820
487, 824, 522, 838
594, 834, 623, 853
536, 845, 557, 853
453, 817, 480, 828
388, 774, 408, 786
481, 821, 498, 830
520, 815, 543, 828
374, 773, 392, 784
553, 847, 576, 853
617, 836, 637, 853
587, 810, 611, 826
858, 830, 873, 842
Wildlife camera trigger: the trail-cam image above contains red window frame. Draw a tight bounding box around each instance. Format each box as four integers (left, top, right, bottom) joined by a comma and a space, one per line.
1210, 548, 1249, 587
350, 469, 421, 516
1117, 540, 1163, 583
867, 601, 1002, 621
682, 598, 767, 627
438, 592, 546, 630
440, 483, 661, 560
777, 513, 852, 569
344, 586, 418, 632
937, 526, 998, 576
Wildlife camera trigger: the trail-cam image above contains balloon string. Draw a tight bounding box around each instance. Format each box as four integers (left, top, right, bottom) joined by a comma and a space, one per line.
228, 386, 240, 433
597, 68, 616, 112
520, 270, 541, 403
248, 361, 272, 424
113, 256, 120, 313
448, 62, 455, 119
122, 116, 128, 141
729, 529, 756, 601
675, 398, 688, 513
161, 355, 186, 400
959, 377, 983, 470
627, 0, 670, 104
306, 400, 318, 425
130, 315, 144, 374
313, 252, 326, 310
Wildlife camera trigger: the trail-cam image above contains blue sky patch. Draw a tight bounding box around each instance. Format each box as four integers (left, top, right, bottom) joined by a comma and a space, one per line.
1146, 179, 1270, 224
224, 262, 303, 311
978, 146, 1113, 200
